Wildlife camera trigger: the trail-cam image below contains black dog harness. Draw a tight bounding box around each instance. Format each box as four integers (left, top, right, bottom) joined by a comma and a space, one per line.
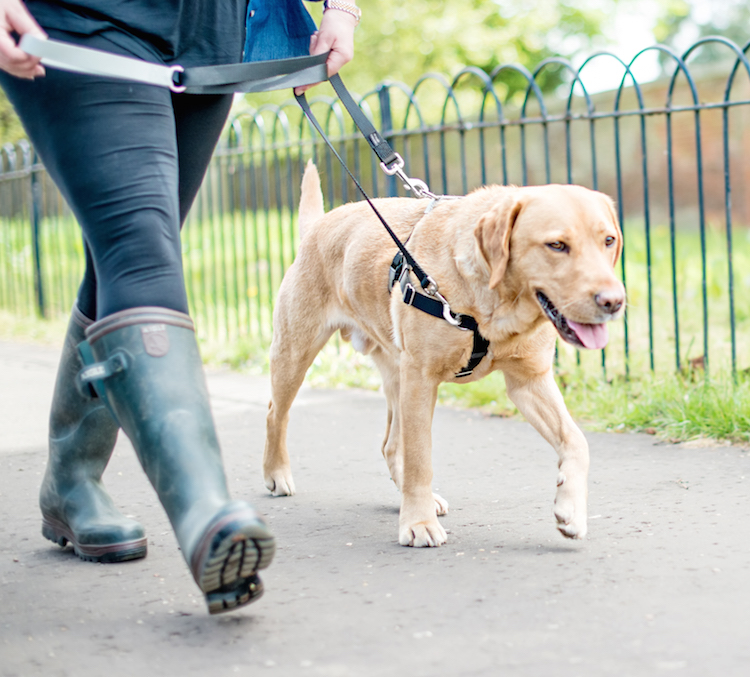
388, 250, 489, 378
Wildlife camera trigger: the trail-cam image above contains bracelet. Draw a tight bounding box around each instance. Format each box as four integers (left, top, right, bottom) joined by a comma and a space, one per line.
323, 0, 361, 27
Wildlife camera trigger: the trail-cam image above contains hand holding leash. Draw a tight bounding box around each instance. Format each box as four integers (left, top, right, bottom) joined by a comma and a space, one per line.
0, 0, 46, 78
295, 1, 357, 95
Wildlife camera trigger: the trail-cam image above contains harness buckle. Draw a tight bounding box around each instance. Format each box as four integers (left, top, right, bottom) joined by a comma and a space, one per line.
403, 282, 416, 306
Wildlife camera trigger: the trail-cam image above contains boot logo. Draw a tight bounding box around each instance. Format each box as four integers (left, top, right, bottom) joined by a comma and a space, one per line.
141, 324, 170, 357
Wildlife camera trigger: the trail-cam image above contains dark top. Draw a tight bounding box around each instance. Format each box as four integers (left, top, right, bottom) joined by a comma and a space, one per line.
25, 1, 248, 66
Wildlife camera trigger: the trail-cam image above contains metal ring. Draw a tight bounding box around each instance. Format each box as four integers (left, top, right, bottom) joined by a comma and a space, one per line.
169, 65, 187, 93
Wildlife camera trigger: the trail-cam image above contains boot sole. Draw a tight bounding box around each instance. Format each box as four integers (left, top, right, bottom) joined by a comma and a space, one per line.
42, 516, 148, 563
191, 512, 276, 615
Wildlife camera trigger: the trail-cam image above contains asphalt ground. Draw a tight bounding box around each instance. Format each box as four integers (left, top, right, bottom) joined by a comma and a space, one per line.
0, 339, 748, 677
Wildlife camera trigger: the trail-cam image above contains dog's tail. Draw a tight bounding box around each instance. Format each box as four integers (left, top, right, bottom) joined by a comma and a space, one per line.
298, 160, 325, 238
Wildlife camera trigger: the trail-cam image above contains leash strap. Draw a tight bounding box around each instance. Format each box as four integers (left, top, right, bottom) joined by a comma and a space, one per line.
328, 74, 443, 199
19, 35, 329, 94
328, 75, 400, 168
295, 84, 438, 294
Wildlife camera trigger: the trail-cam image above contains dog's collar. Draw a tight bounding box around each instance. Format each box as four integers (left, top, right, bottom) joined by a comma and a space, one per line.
389, 251, 489, 378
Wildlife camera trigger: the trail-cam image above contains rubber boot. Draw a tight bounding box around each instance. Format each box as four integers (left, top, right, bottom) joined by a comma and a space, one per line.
40, 304, 147, 562
79, 307, 275, 614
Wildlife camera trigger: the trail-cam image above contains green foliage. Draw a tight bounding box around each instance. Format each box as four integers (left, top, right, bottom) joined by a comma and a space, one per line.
652, 0, 692, 44
310, 0, 621, 95
654, 0, 750, 63
0, 90, 25, 147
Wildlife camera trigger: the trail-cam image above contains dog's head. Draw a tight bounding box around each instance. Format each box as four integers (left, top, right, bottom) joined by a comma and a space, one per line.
475, 185, 625, 350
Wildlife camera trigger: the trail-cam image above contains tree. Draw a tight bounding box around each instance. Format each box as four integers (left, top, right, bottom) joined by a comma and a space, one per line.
653, 0, 750, 64
309, 0, 624, 94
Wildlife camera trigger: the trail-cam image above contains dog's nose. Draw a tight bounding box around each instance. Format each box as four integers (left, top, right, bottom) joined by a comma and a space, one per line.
595, 289, 624, 314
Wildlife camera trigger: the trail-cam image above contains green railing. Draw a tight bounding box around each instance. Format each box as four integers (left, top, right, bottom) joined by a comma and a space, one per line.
2, 37, 750, 380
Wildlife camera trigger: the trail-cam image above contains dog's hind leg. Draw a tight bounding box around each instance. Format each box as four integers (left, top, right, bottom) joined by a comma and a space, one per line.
370, 348, 402, 486
371, 348, 449, 517
264, 309, 334, 497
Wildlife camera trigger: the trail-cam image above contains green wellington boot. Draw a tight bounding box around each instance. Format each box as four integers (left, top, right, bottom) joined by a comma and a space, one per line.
40, 304, 147, 562
79, 307, 275, 614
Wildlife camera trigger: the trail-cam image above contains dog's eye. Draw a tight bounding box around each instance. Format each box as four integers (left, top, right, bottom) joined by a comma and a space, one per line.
547, 241, 568, 252
605, 236, 616, 247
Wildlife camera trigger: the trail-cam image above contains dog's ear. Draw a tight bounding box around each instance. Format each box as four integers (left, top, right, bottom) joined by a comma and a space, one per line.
474, 194, 523, 290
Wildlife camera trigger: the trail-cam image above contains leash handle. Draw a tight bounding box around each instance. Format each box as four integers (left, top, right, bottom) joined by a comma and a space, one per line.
20, 34, 183, 91
19, 34, 330, 94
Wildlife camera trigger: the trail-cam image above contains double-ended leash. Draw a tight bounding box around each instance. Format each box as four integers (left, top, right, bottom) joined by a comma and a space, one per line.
20, 35, 489, 377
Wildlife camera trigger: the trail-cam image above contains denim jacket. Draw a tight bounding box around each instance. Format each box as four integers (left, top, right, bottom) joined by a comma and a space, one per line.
244, 0, 322, 62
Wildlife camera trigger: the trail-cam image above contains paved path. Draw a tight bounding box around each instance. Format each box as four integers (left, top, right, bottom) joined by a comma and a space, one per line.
0, 339, 748, 677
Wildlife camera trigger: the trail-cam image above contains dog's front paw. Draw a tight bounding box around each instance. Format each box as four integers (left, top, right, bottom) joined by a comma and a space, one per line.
264, 467, 296, 497
553, 471, 587, 539
399, 517, 447, 547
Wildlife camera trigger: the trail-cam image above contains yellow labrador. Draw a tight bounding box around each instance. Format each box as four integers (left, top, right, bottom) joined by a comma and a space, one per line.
264, 162, 624, 547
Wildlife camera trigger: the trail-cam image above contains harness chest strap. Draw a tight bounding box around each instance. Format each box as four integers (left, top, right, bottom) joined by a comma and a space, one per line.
389, 252, 490, 378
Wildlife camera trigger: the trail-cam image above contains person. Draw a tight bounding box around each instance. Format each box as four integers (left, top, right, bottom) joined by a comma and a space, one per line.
0, 0, 357, 614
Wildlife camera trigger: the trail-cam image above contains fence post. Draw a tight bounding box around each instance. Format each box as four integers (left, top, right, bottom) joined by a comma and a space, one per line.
378, 85, 398, 197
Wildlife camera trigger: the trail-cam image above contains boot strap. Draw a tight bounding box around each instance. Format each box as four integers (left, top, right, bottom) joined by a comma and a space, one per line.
76, 349, 130, 398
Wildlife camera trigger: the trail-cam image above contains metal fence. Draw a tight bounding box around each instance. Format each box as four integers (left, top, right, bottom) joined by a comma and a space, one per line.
2, 37, 750, 380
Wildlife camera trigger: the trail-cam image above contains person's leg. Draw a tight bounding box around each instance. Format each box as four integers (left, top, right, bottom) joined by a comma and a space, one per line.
1, 37, 187, 316
41, 303, 147, 562
76, 242, 98, 322
1, 41, 274, 611
61, 92, 233, 320
173, 92, 234, 225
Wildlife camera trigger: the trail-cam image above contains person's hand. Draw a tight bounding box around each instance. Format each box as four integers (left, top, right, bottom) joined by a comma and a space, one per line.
295, 5, 357, 95
0, 0, 46, 78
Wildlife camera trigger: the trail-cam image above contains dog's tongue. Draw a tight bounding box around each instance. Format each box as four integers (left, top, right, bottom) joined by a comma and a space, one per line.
567, 321, 609, 350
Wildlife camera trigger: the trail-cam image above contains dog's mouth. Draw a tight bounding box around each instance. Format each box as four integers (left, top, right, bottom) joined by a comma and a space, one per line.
536, 291, 609, 350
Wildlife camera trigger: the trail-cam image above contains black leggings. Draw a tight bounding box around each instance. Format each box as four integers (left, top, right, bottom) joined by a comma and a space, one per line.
0, 31, 232, 320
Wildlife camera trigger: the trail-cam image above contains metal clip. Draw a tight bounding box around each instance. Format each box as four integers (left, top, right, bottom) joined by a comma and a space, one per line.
433, 289, 464, 328
380, 153, 440, 200
421, 275, 439, 296
398, 173, 436, 199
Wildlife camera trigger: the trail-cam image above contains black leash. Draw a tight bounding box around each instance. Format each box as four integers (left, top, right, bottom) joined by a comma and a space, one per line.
295, 76, 437, 295
20, 35, 490, 377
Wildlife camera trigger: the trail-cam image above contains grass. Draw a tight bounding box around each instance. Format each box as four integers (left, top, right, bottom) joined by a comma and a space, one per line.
301, 340, 750, 447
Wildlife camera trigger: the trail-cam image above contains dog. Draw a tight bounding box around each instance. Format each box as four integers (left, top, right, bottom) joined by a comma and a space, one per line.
263, 161, 625, 547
